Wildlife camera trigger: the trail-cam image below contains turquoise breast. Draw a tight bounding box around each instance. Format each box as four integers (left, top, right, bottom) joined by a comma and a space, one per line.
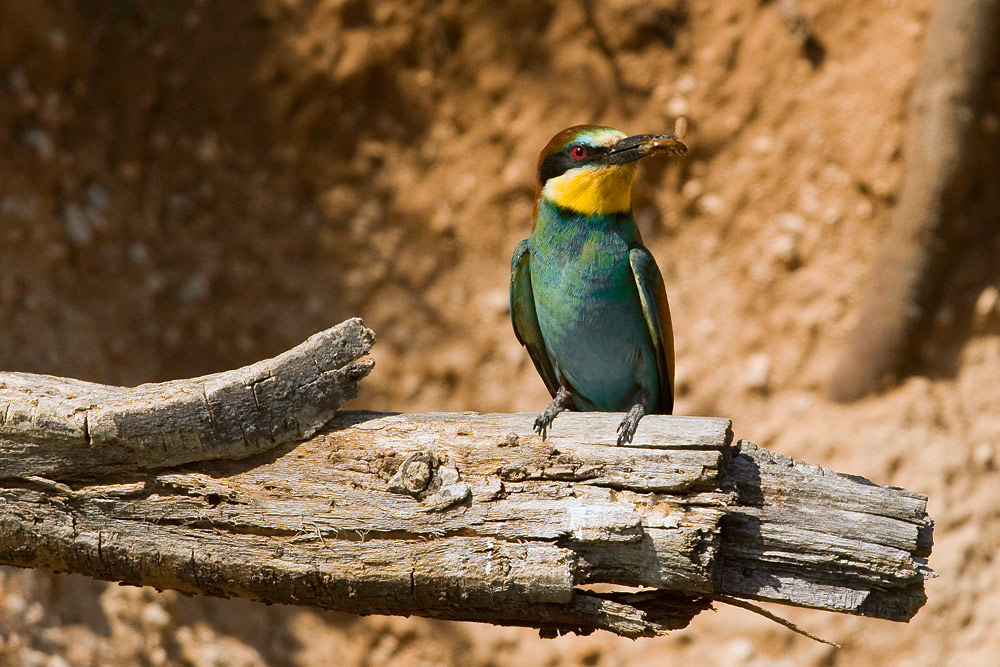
528, 201, 660, 412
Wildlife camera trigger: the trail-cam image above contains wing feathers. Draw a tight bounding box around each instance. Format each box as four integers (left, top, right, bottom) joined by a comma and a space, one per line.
510, 240, 560, 398
629, 247, 675, 414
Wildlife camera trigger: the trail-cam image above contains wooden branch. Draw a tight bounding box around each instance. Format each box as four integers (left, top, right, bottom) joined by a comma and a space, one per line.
0, 318, 374, 480
0, 322, 935, 638
718, 441, 933, 620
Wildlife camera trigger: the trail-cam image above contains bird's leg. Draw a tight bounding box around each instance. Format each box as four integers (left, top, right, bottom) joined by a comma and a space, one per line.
534, 386, 573, 440
616, 388, 650, 445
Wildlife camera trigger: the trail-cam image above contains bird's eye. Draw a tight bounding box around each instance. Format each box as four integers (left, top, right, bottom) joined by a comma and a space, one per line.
571, 145, 588, 160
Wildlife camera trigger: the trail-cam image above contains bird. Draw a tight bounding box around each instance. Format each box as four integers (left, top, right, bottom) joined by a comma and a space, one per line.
510, 125, 687, 445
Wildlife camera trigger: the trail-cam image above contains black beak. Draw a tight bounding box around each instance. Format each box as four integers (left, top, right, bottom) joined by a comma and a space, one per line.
604, 134, 688, 165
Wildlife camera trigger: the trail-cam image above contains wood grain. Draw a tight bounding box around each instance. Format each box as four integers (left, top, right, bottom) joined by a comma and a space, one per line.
0, 322, 935, 637
0, 318, 374, 480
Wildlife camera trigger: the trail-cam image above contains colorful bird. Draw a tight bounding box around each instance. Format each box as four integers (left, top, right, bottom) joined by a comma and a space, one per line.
510, 125, 686, 444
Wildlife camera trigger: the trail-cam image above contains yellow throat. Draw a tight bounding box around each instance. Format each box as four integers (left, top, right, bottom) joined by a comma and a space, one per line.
541, 163, 637, 216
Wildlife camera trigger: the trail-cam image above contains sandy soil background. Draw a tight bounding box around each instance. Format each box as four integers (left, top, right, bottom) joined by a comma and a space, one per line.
1, 1, 999, 665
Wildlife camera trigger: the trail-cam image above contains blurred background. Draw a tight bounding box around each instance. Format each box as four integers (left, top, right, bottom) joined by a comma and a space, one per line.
1, 1, 999, 665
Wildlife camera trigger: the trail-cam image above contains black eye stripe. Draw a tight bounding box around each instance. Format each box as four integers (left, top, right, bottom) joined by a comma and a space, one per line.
538, 153, 573, 183
537, 144, 607, 184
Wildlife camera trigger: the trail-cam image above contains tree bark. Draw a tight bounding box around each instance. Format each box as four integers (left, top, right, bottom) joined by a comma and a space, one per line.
0, 317, 375, 480
0, 320, 934, 638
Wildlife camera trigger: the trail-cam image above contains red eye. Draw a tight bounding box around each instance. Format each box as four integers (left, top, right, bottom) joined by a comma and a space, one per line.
571, 145, 588, 160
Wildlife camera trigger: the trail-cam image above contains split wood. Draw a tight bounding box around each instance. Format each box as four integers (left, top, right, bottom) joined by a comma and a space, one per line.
0, 318, 934, 639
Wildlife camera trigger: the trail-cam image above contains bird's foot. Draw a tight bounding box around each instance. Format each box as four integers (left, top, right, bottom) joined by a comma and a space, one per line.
533, 386, 573, 440
533, 412, 555, 440
616, 403, 646, 445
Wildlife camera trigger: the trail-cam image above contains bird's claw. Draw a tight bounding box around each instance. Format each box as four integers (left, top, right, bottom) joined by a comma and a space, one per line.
616, 418, 637, 445
533, 387, 572, 441
533, 415, 550, 440
616, 403, 646, 445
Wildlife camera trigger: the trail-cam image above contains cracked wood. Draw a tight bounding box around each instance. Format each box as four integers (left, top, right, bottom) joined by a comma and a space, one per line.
0, 320, 936, 638
0, 318, 374, 480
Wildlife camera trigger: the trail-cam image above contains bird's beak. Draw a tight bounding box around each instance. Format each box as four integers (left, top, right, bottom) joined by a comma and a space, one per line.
604, 134, 688, 165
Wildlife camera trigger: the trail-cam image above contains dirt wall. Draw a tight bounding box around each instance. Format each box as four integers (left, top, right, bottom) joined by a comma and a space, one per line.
1, 1, 999, 665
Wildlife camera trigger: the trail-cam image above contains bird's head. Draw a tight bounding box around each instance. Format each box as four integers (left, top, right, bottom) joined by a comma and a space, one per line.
535, 125, 687, 217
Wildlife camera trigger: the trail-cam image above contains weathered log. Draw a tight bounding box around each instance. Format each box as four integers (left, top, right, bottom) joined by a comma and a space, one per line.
0, 322, 935, 639
718, 441, 933, 620
0, 317, 374, 479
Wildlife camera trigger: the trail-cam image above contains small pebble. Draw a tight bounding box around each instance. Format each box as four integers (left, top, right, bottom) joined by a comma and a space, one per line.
63, 202, 92, 246
973, 286, 999, 330
681, 179, 703, 201
822, 205, 842, 225
751, 135, 775, 154
85, 183, 110, 211
48, 29, 67, 50
745, 353, 772, 393
777, 211, 806, 234
698, 193, 725, 216
196, 132, 219, 162
178, 275, 209, 304
790, 391, 814, 413
768, 233, 801, 270
25, 601, 44, 625
9, 68, 29, 93
726, 637, 755, 663
972, 442, 995, 469
855, 199, 874, 219
797, 185, 822, 215
142, 602, 171, 629
0, 195, 36, 220
675, 73, 696, 94
667, 96, 689, 117
22, 128, 54, 160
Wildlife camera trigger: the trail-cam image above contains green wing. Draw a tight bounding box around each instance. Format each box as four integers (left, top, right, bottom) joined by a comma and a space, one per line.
629, 247, 675, 414
510, 239, 560, 398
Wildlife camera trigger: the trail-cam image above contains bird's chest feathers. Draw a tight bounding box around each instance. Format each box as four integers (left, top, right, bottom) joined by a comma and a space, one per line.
561, 236, 628, 288
530, 227, 634, 306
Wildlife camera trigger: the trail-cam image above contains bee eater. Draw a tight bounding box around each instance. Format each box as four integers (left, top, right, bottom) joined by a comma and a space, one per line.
510, 125, 687, 444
